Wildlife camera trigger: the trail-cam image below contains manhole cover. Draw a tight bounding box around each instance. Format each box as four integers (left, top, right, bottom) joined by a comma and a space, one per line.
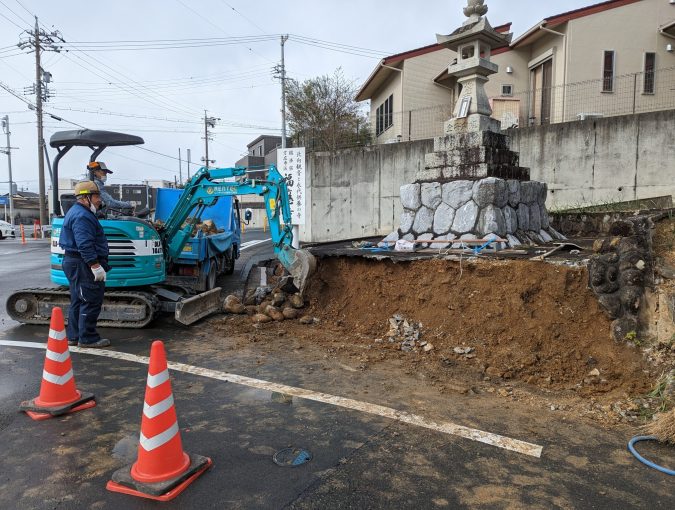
273, 447, 312, 467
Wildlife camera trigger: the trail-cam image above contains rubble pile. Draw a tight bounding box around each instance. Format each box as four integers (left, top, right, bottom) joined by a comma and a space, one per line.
377, 315, 433, 353
223, 288, 316, 325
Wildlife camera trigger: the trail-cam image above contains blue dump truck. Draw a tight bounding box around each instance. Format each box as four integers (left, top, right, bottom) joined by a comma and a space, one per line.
6, 129, 316, 327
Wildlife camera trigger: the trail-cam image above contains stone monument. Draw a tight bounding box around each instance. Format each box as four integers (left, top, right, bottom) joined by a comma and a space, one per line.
383, 0, 562, 248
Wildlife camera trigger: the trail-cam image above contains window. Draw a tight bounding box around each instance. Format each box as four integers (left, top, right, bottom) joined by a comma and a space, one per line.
375, 94, 393, 137
501, 84, 513, 96
644, 52, 655, 94
602, 50, 614, 92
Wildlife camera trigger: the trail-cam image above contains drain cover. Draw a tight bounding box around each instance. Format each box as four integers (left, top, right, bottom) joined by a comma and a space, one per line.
273, 447, 312, 467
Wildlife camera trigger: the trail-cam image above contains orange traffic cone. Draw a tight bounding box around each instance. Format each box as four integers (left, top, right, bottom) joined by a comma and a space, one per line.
107, 341, 212, 501
19, 307, 96, 420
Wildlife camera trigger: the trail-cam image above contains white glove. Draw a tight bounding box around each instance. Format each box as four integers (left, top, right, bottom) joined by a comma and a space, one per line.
91, 265, 107, 282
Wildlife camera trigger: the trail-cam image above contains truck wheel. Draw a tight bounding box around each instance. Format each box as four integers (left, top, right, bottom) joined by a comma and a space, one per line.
206, 260, 217, 290
224, 246, 236, 275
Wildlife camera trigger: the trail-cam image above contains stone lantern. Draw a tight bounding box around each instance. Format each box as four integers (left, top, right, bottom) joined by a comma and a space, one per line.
381, 0, 563, 249
436, 0, 512, 133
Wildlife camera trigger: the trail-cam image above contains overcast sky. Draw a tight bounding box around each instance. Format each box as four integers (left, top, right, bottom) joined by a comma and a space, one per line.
0, 0, 594, 194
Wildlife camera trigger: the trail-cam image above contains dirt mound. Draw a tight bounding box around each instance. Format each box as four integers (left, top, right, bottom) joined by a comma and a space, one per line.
303, 257, 652, 396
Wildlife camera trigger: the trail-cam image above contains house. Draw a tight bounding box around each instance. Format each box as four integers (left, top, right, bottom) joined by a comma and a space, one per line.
235, 135, 282, 176
357, 0, 675, 142
1, 190, 43, 224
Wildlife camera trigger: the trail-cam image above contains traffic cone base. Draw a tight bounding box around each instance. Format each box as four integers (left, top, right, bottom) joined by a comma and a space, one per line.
21, 393, 96, 421
106, 453, 212, 502
20, 307, 96, 421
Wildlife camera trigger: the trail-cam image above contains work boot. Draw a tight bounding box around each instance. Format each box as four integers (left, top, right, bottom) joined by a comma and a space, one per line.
68, 339, 78, 346
78, 339, 111, 348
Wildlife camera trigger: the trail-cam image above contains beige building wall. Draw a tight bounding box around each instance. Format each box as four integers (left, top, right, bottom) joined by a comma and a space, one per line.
371, 71, 403, 142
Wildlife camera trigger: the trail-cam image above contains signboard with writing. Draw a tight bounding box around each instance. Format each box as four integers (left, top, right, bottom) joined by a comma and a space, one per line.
0, 197, 8, 205
277, 147, 306, 225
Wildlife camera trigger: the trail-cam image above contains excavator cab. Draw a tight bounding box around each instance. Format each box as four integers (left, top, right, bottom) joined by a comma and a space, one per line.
48, 130, 166, 289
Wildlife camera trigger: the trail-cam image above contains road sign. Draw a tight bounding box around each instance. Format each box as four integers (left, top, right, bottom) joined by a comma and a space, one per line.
0, 197, 8, 205
277, 147, 306, 225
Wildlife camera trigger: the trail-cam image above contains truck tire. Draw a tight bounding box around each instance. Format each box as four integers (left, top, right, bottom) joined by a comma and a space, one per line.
206, 260, 217, 290
224, 246, 236, 275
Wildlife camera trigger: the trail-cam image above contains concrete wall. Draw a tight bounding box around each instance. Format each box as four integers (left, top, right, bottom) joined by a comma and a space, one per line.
301, 109, 674, 243
301, 140, 433, 243
508, 109, 675, 209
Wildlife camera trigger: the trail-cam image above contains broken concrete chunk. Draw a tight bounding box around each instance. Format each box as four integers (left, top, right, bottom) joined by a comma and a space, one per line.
588, 368, 601, 377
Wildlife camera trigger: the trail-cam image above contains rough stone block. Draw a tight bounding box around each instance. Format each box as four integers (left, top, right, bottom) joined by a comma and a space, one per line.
442, 180, 474, 209
538, 182, 548, 204
421, 182, 442, 209
478, 205, 506, 237
540, 204, 550, 229
433, 233, 457, 249
539, 229, 553, 243
452, 233, 478, 249
424, 152, 448, 169
503, 205, 517, 234
378, 231, 399, 248
433, 202, 455, 235
413, 206, 434, 234
517, 203, 530, 231
520, 181, 538, 204
529, 203, 542, 231
445, 114, 501, 135
400, 183, 421, 210
451, 200, 479, 234
473, 177, 508, 208
399, 209, 415, 234
507, 180, 521, 208
506, 234, 521, 247
417, 233, 434, 248
415, 167, 442, 182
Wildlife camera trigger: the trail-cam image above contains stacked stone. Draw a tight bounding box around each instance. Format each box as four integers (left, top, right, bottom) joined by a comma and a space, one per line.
382, 178, 563, 248
382, 125, 562, 248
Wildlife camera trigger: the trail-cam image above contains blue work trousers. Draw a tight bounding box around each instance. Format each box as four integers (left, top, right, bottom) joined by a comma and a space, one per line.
62, 257, 106, 345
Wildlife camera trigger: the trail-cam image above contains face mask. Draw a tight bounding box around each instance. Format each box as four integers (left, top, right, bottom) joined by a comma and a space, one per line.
99, 174, 107, 183
90, 204, 97, 214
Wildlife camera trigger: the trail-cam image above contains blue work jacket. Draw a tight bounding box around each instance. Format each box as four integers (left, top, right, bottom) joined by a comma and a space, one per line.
59, 202, 109, 266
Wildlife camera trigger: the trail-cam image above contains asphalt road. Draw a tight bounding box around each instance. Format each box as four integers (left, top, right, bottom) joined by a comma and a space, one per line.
0, 233, 673, 509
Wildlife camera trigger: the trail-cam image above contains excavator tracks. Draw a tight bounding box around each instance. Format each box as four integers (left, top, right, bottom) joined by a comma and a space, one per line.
6, 288, 159, 329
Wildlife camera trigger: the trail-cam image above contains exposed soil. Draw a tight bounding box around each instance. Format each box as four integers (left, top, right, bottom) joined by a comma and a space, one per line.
203, 256, 667, 427
653, 217, 675, 267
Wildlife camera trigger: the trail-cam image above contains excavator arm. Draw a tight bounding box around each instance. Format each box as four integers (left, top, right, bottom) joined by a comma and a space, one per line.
159, 165, 316, 293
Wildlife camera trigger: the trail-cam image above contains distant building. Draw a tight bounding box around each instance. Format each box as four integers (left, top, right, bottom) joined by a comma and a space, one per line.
235, 135, 282, 178
1, 191, 44, 224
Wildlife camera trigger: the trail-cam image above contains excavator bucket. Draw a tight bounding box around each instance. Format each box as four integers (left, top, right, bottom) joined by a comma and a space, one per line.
175, 288, 222, 325
279, 246, 317, 295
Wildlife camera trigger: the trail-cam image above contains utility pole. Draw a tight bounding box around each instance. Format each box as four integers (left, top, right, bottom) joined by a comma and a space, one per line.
178, 148, 182, 184
1, 116, 16, 225
186, 148, 191, 180
18, 17, 63, 227
280, 35, 289, 149
201, 111, 218, 169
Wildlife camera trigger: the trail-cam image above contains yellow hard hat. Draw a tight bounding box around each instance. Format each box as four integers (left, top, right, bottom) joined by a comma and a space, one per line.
74, 181, 100, 196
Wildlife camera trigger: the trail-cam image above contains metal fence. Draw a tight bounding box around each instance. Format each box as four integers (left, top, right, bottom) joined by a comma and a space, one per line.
509, 65, 675, 127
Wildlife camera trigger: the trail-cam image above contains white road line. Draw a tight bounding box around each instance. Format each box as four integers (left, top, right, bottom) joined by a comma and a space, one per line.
239, 238, 270, 251
0, 340, 543, 458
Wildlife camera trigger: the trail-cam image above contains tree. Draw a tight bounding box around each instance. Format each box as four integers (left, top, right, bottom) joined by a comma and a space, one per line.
286, 68, 371, 152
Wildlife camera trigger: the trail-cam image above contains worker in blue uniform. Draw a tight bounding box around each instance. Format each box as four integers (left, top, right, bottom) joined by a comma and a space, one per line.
59, 181, 111, 348
87, 161, 134, 215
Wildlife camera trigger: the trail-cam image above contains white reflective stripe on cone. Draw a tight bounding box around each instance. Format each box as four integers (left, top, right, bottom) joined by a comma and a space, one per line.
146, 369, 169, 388
49, 329, 67, 341
143, 394, 175, 419
139, 422, 179, 451
42, 369, 74, 385
45, 349, 70, 363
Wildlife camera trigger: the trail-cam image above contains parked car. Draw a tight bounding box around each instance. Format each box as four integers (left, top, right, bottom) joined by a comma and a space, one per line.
0, 220, 16, 239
